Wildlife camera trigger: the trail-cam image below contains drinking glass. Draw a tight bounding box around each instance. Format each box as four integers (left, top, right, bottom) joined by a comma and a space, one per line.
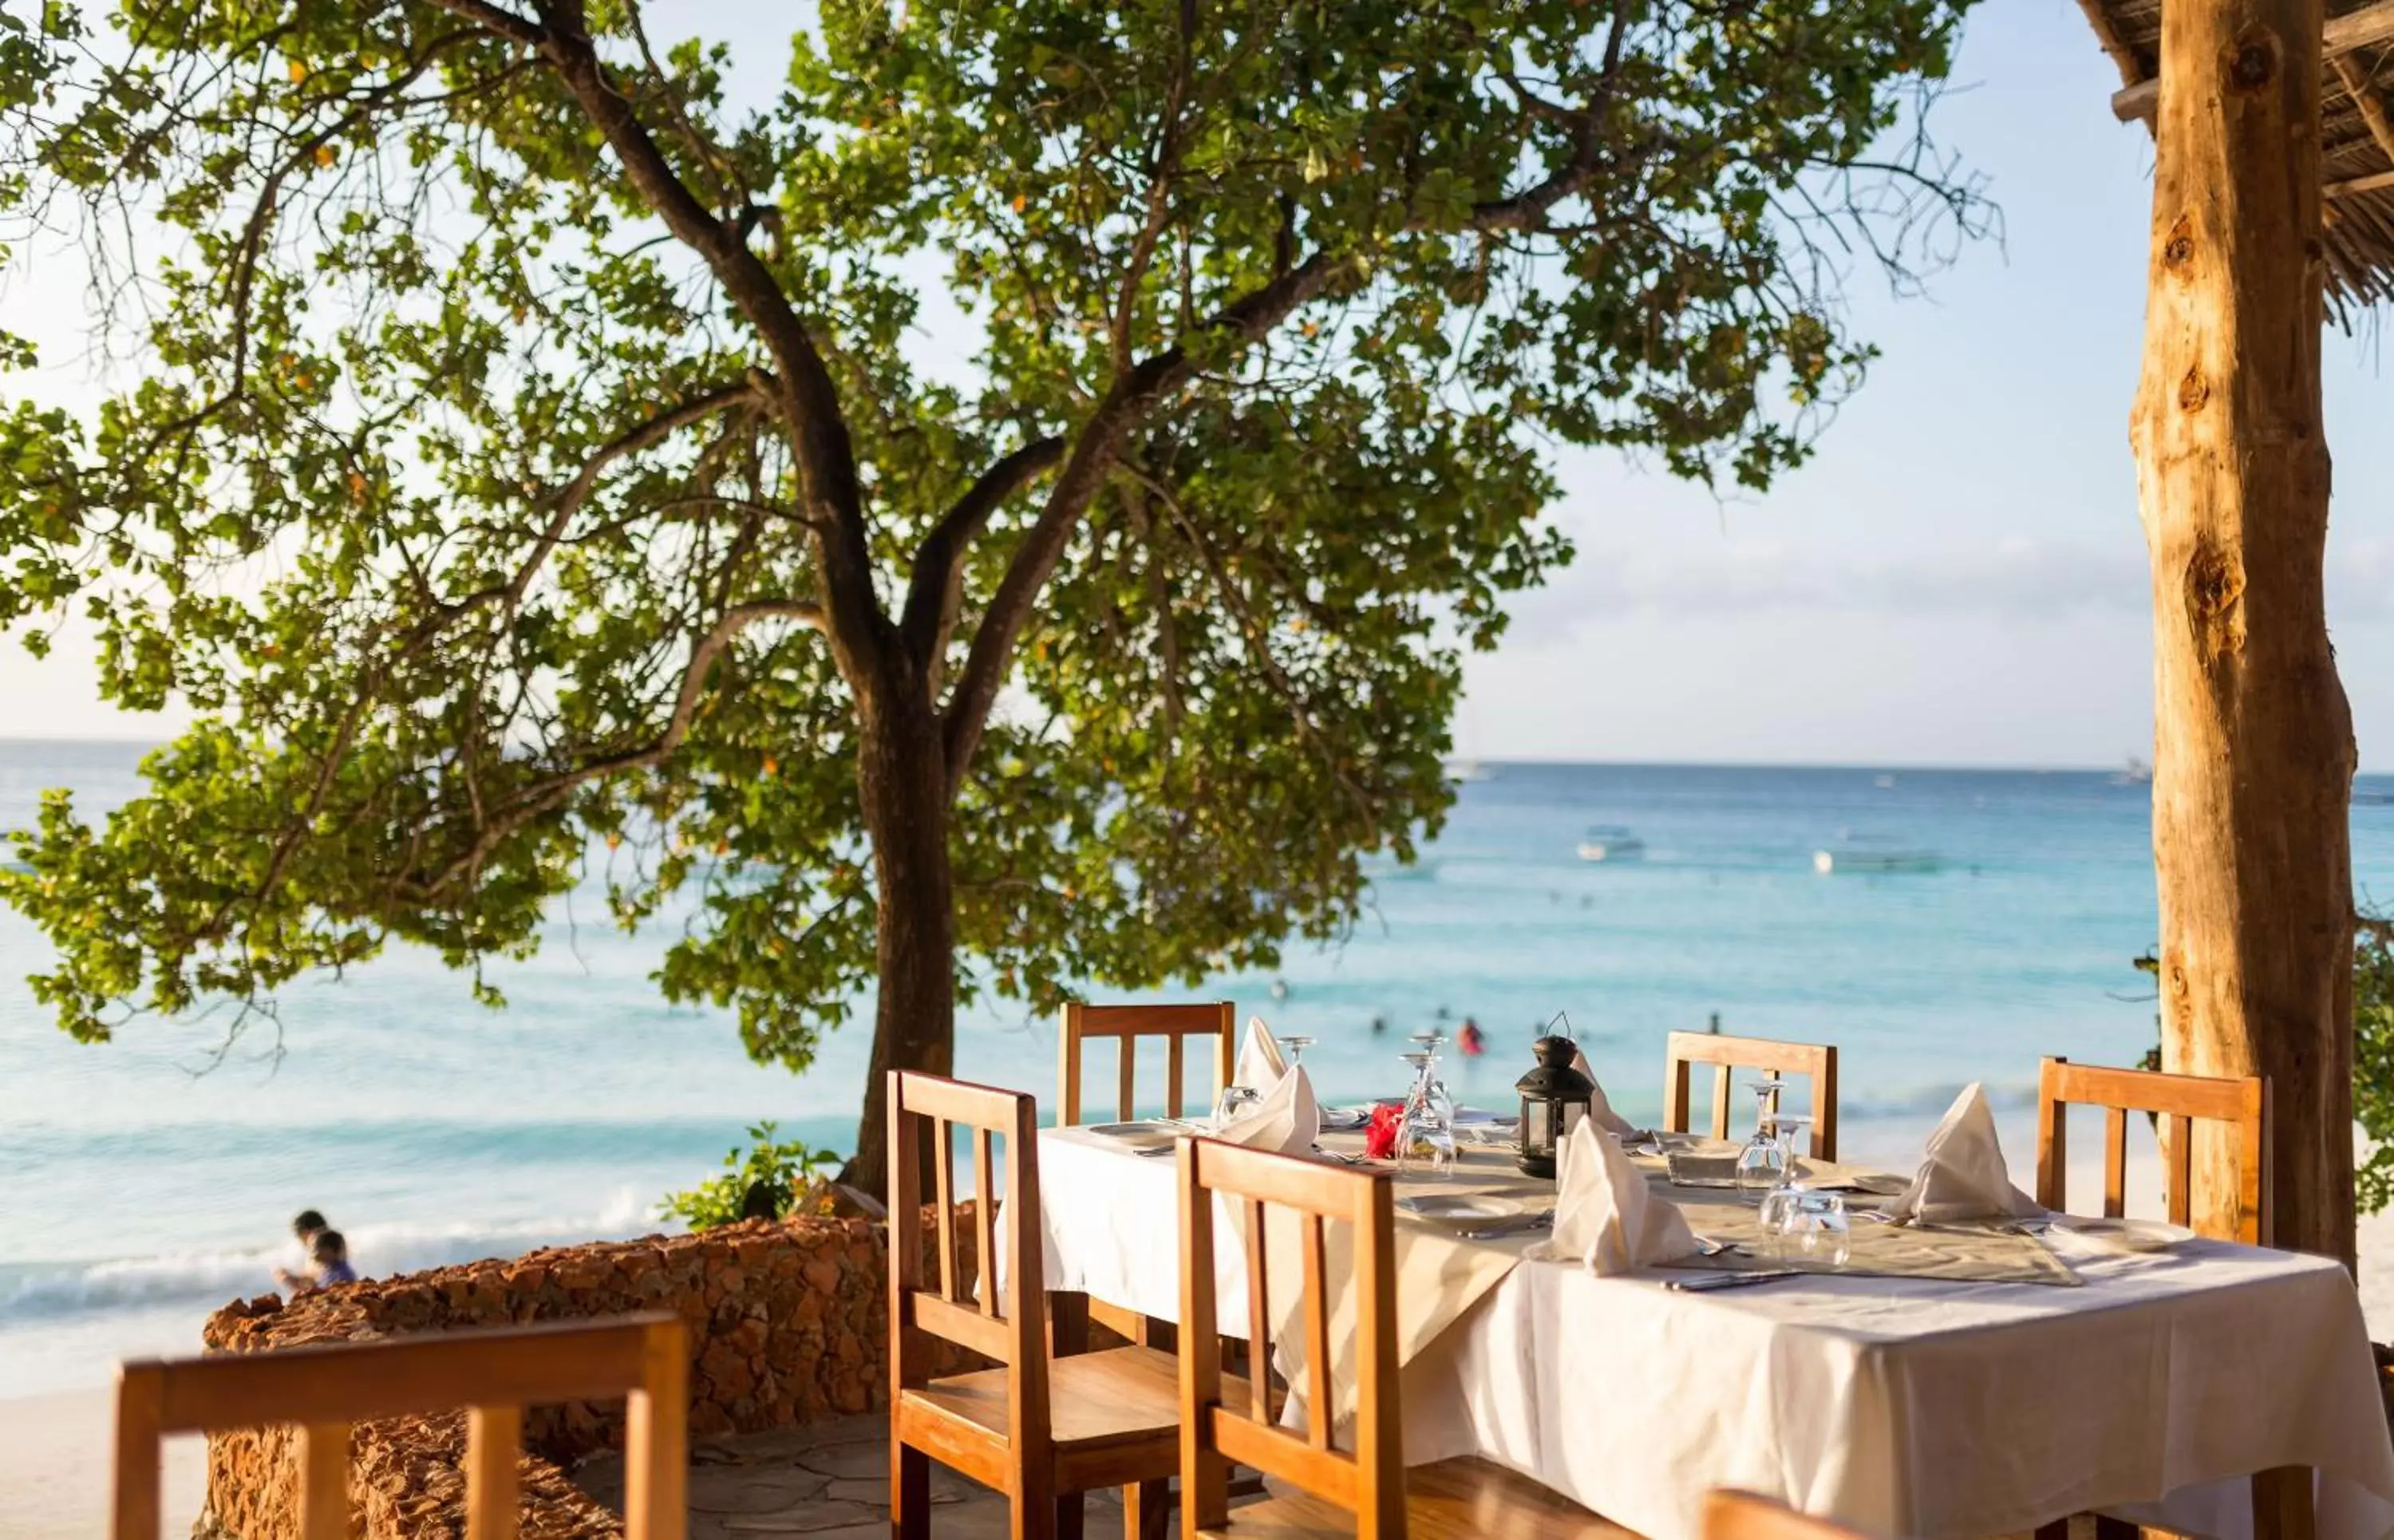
1280, 1035, 1316, 1068
1396, 1050, 1457, 1179
1769, 1190, 1852, 1267
1733, 1080, 1788, 1202
1212, 1084, 1264, 1130
1771, 1112, 1813, 1184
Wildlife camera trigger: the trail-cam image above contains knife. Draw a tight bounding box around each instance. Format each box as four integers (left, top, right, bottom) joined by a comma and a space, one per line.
1662, 1270, 1802, 1292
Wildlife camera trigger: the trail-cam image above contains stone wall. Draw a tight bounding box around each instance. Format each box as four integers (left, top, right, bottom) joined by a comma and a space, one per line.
198, 1207, 980, 1539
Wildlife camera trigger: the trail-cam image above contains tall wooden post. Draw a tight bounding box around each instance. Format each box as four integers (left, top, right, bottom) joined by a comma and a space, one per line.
2135, 0, 2356, 1263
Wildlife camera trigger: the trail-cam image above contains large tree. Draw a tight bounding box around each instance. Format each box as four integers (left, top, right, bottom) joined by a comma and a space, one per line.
0, 0, 1984, 1185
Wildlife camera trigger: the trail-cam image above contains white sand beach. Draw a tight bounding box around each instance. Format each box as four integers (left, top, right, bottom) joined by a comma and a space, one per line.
1, 1388, 206, 1537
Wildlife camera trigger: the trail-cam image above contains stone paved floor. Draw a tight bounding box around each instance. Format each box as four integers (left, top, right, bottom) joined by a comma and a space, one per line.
572, 1412, 1134, 1539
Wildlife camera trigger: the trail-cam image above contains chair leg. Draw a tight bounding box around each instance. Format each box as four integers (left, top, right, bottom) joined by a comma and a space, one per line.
2092, 1518, 2139, 1540
2254, 1467, 2316, 1540
892, 1441, 930, 1540
1053, 1488, 1085, 1540
1124, 1478, 1171, 1540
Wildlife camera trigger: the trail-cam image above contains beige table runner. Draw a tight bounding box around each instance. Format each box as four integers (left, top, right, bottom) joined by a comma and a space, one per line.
1264, 1131, 2074, 1424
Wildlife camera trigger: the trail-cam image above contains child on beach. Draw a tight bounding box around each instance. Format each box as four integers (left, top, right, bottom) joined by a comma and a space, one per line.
276, 1219, 358, 1294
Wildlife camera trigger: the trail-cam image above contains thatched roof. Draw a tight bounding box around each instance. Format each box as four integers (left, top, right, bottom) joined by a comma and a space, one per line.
2077, 0, 2394, 306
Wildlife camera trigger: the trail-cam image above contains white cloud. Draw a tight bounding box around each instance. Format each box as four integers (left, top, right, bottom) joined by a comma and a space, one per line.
1505, 531, 2394, 646
1507, 537, 2149, 645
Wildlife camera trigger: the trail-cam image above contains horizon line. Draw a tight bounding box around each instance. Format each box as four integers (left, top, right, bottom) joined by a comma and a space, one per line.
5, 736, 2388, 779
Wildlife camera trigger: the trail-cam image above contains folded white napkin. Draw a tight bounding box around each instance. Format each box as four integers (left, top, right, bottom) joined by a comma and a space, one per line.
1568, 1049, 1641, 1137
1886, 1083, 2044, 1224
1215, 1063, 1321, 1156
1235, 1015, 1290, 1092
1525, 1119, 1697, 1273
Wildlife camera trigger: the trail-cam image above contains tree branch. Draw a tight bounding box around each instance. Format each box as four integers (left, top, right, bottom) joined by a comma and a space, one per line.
505, 1, 886, 671
409, 597, 826, 899
1108, 0, 1198, 370
898, 436, 1067, 674
938, 250, 1365, 798
1120, 458, 1376, 824
1460, 7, 1632, 235
472, 377, 765, 616
421, 0, 546, 48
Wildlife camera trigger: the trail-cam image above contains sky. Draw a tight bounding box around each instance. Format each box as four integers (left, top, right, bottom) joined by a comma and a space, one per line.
0, 0, 2387, 769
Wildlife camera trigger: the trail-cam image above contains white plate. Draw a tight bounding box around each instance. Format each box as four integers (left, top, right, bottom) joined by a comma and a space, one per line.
1320, 1106, 1373, 1130
2047, 1215, 2197, 1254
1396, 1194, 1525, 1225
1085, 1120, 1182, 1151
1451, 1108, 1518, 1128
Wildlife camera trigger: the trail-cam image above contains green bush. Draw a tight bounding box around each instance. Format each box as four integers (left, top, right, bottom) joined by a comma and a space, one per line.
659, 1122, 845, 1232
2137, 913, 2394, 1215
2356, 920, 2394, 1216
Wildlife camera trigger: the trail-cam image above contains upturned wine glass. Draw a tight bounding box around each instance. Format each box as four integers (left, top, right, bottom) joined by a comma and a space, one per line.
1732, 1080, 1789, 1202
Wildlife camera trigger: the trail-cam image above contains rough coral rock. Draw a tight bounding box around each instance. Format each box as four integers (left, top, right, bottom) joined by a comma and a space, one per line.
198, 1206, 985, 1538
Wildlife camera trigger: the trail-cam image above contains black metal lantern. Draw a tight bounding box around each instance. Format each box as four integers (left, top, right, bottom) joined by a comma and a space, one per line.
1515, 1035, 1597, 1179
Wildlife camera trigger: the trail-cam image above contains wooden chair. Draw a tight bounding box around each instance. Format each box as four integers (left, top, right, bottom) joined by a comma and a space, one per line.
1059, 1001, 1238, 1127
891, 1070, 1223, 1540
1059, 1001, 1238, 1350
2034, 1056, 2270, 1245
1664, 1030, 1839, 1160
1702, 1491, 1868, 1540
113, 1313, 686, 1539
1175, 1137, 1631, 1539
2031, 1059, 2282, 1540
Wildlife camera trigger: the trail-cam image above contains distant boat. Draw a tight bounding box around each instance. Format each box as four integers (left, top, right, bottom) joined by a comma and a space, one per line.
1812, 835, 1940, 875
1445, 757, 1495, 784
1874, 773, 1898, 789
1576, 825, 1646, 863
2112, 756, 2154, 786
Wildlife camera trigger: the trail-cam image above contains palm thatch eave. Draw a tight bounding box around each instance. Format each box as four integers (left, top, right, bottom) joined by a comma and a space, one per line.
2079, 0, 2394, 309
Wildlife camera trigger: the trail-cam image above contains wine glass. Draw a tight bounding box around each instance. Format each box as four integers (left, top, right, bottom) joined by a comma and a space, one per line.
1769, 1190, 1852, 1267
1395, 1050, 1456, 1179
1772, 1112, 1814, 1186
1733, 1080, 1789, 1202
1280, 1034, 1316, 1068
1212, 1084, 1264, 1130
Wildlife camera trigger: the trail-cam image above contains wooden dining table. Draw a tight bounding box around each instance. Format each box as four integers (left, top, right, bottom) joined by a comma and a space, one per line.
1024, 1122, 2394, 1540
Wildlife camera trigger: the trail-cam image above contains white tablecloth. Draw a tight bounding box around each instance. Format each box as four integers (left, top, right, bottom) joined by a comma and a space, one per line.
1031, 1127, 2394, 1540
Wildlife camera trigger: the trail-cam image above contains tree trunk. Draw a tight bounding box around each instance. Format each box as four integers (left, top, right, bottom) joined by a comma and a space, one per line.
841, 681, 958, 1198
2135, 0, 2356, 1264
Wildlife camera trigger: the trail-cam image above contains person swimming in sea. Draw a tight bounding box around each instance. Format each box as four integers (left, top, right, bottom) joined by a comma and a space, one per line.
1457, 1018, 1487, 1056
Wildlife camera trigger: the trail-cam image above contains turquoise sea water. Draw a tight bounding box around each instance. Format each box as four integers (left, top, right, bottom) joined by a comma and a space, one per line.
5, 740, 2392, 1395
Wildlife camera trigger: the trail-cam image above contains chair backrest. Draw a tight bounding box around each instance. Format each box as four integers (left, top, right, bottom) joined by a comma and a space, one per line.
1058, 1001, 1236, 1125
886, 1071, 1048, 1422
1176, 1138, 1403, 1540
113, 1313, 686, 1540
1703, 1491, 1870, 1540
2034, 1056, 2269, 1244
1664, 1030, 1839, 1159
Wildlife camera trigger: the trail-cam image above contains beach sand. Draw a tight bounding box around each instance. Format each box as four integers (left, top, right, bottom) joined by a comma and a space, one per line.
0, 1388, 206, 1538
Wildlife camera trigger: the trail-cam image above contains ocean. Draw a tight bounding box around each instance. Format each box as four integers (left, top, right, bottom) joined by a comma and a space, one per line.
6, 740, 2392, 1397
